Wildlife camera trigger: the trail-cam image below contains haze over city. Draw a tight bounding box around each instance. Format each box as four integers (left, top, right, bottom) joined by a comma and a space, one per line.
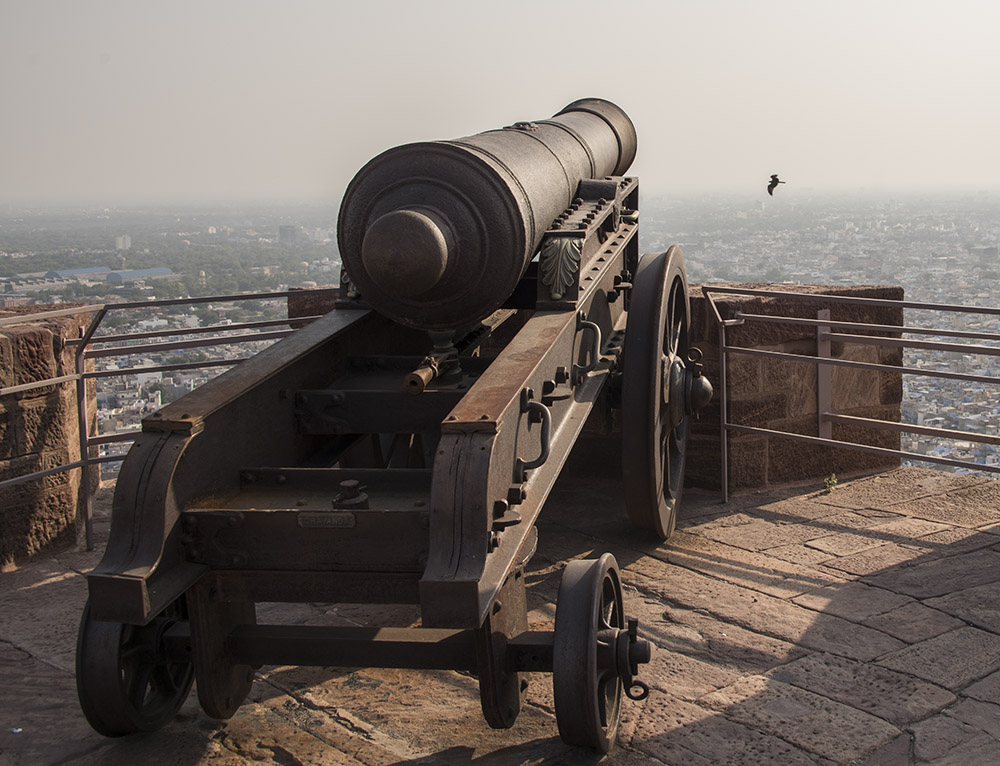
2, 0, 999, 207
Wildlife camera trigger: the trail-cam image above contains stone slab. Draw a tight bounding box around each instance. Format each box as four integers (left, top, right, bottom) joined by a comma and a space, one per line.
632, 693, 819, 766
644, 647, 742, 701
656, 604, 809, 675
805, 529, 889, 556
945, 697, 1000, 740
865, 548, 1000, 599
764, 652, 955, 726
764, 542, 835, 567
849, 733, 913, 766
626, 556, 904, 662
820, 542, 928, 577
926, 581, 1000, 634
693, 516, 845, 551
0, 558, 88, 671
862, 601, 966, 644
909, 714, 999, 765
652, 530, 843, 599
965, 670, 1000, 705
810, 467, 983, 511
792, 581, 912, 622
878, 627, 1000, 690
805, 516, 949, 557
904, 526, 1000, 558
699, 675, 900, 762
901, 481, 1000, 529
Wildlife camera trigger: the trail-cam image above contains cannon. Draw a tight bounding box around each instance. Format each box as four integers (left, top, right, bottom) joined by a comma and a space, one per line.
75, 98, 712, 752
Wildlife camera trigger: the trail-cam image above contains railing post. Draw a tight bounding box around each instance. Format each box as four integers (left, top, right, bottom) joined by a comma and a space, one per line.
718, 320, 729, 504
75, 326, 94, 551
817, 309, 832, 440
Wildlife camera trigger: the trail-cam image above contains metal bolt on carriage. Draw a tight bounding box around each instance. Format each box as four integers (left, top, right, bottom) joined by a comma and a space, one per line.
76, 98, 712, 752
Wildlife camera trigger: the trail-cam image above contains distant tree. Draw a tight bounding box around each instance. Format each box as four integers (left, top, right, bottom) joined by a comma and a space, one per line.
145, 381, 173, 403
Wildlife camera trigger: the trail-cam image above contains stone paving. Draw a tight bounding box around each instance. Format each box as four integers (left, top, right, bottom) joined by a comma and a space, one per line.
2, 465, 1000, 765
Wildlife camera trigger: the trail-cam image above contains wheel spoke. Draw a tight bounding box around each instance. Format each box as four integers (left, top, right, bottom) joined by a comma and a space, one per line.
153, 662, 181, 695
127, 664, 154, 711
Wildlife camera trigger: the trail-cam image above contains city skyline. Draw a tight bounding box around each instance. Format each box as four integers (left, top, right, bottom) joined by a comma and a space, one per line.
2, 1, 1000, 207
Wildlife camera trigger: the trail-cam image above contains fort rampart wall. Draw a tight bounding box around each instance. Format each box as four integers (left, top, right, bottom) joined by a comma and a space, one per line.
0, 307, 96, 569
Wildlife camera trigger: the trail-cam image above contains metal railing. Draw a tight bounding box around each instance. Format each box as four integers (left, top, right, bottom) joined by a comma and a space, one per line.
0, 290, 328, 549
703, 286, 1000, 502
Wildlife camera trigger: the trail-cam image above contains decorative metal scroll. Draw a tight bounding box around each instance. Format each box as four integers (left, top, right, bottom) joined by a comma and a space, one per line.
539, 236, 581, 301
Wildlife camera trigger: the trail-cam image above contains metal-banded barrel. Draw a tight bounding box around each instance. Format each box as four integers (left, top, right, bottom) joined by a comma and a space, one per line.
337, 98, 637, 330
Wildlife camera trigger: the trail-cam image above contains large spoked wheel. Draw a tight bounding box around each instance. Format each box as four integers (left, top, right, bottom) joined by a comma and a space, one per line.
553, 554, 625, 753
622, 246, 692, 540
76, 598, 194, 737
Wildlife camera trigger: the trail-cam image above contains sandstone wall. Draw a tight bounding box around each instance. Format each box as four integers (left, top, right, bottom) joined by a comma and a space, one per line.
687, 284, 904, 492
0, 307, 97, 569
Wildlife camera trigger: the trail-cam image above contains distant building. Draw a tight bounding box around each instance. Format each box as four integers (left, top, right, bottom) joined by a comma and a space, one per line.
44, 267, 111, 279
115, 235, 132, 251
105, 267, 174, 283
0, 294, 31, 308
278, 225, 297, 245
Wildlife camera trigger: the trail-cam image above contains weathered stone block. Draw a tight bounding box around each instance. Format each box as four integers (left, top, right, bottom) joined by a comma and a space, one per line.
685, 434, 722, 489
728, 435, 768, 489
831, 362, 881, 413
764, 652, 955, 727
878, 626, 1000, 690
13, 388, 76, 456
0, 485, 77, 567
729, 392, 788, 427
2, 325, 57, 396
0, 401, 15, 460
767, 354, 819, 417
287, 287, 338, 328
0, 333, 13, 389
700, 676, 901, 761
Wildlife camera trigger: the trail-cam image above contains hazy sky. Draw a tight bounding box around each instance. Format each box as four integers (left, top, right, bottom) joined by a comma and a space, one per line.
2, 0, 999, 206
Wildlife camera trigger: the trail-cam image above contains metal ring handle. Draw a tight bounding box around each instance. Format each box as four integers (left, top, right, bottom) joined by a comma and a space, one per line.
573, 317, 602, 385
515, 400, 551, 481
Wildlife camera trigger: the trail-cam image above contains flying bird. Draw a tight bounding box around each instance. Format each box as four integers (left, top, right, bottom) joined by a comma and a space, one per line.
767, 174, 785, 196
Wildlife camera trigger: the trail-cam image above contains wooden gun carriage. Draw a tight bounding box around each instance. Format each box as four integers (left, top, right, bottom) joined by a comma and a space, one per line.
76, 98, 711, 752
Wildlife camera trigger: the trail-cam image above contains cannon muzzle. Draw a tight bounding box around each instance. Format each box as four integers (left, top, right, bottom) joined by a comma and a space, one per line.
337, 98, 637, 330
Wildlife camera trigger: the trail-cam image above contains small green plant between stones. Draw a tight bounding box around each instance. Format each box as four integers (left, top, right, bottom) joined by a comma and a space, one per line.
821, 473, 838, 494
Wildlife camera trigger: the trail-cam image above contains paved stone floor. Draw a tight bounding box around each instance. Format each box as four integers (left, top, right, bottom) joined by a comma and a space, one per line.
2, 465, 1000, 765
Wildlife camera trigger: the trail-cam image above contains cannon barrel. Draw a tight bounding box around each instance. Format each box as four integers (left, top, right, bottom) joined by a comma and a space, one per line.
337, 98, 637, 330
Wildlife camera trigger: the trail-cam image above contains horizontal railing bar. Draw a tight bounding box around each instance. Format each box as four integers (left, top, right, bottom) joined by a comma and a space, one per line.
0, 304, 104, 328
726, 423, 1000, 475
84, 358, 247, 380
0, 454, 127, 491
98, 289, 313, 312
726, 346, 1000, 385
0, 373, 79, 397
822, 413, 1000, 447
823, 332, 1000, 356
704, 285, 1000, 316
69, 315, 321, 346
89, 430, 141, 446
83, 329, 293, 358
735, 312, 1000, 343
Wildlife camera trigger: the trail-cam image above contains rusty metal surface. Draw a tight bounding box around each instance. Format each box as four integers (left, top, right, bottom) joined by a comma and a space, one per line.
421, 245, 630, 628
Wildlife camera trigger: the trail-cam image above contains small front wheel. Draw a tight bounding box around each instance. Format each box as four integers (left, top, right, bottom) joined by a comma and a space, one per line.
76, 598, 194, 737
553, 554, 626, 753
